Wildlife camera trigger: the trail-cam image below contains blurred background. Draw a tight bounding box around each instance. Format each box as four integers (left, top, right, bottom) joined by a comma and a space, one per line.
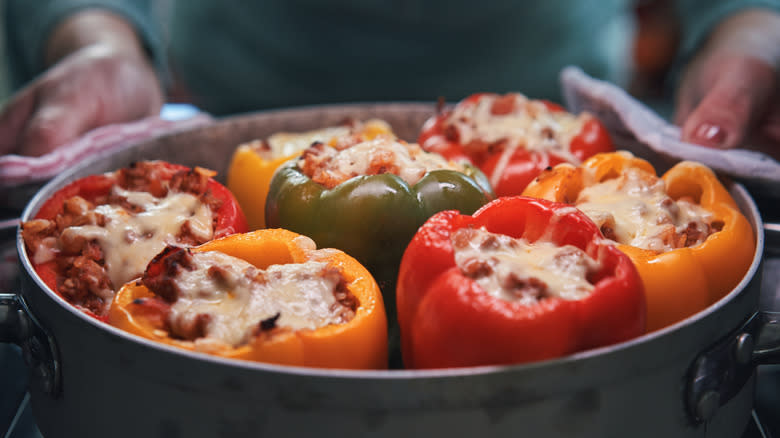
0, 0, 11, 103
0, 0, 683, 115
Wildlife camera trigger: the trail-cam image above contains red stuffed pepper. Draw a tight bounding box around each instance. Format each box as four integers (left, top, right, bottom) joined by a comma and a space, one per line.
396, 196, 645, 369
21, 161, 248, 320
419, 92, 613, 196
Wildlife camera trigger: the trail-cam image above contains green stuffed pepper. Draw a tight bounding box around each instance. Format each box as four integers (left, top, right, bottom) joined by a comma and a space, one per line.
265, 134, 494, 352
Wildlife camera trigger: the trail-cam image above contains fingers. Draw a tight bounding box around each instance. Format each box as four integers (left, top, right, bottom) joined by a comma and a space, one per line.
672, 72, 697, 127
679, 56, 776, 149
10, 77, 99, 157
0, 43, 164, 158
744, 98, 780, 159
20, 103, 97, 157
758, 106, 780, 145
0, 76, 98, 157
0, 85, 37, 155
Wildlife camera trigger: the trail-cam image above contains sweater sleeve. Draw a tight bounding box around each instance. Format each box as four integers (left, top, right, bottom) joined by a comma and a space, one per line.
671, 0, 780, 82
3, 0, 169, 90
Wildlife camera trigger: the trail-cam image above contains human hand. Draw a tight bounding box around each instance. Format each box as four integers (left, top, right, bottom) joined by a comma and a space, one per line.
0, 11, 163, 157
675, 9, 780, 158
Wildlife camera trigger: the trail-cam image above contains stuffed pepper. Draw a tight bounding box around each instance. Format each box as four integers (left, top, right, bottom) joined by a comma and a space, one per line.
265, 136, 494, 280
21, 161, 248, 320
227, 118, 394, 230
523, 151, 755, 331
109, 229, 388, 369
265, 135, 493, 318
396, 196, 645, 369
418, 92, 613, 197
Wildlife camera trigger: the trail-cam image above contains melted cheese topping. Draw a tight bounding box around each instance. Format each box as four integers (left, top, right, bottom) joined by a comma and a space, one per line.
447, 94, 587, 156
169, 251, 347, 348
63, 187, 213, 295
575, 168, 714, 252
302, 136, 460, 187
452, 227, 598, 305
31, 236, 58, 265
268, 126, 353, 158
253, 119, 394, 160
446, 94, 588, 188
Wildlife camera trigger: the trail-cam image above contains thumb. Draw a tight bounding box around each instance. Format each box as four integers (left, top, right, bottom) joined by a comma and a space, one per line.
19, 103, 98, 157
679, 56, 775, 149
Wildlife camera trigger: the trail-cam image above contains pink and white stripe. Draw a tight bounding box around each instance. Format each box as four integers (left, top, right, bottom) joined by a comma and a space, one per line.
0, 114, 213, 187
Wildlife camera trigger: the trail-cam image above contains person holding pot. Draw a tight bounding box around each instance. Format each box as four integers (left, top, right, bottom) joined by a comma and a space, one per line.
0, 0, 778, 159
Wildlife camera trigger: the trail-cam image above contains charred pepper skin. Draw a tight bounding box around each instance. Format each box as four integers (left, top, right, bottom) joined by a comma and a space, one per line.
109, 229, 389, 369
523, 151, 755, 332
396, 196, 646, 369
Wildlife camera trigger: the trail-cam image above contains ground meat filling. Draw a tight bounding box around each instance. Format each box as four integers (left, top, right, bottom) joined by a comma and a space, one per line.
21, 161, 221, 316
140, 247, 358, 351
298, 136, 461, 189
444, 93, 588, 160
451, 227, 600, 305
574, 167, 723, 253
441, 93, 590, 189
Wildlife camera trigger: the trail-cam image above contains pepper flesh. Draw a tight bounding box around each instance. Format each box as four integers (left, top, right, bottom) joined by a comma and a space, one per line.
418, 93, 614, 197
227, 120, 394, 229
109, 229, 388, 369
396, 196, 645, 369
523, 151, 755, 331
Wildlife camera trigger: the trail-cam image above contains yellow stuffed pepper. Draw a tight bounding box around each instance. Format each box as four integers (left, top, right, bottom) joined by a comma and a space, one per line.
109, 229, 388, 369
523, 151, 754, 332
227, 119, 394, 229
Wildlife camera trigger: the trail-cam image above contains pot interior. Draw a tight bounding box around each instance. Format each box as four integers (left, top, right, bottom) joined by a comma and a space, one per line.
17, 102, 766, 385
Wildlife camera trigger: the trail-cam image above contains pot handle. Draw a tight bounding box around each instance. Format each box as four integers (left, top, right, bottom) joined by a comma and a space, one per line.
765, 222, 780, 258
0, 293, 61, 397
685, 311, 780, 424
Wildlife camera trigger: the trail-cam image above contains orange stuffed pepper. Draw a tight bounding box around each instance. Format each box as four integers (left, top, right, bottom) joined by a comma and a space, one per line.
523, 151, 755, 331
109, 229, 388, 369
227, 119, 394, 229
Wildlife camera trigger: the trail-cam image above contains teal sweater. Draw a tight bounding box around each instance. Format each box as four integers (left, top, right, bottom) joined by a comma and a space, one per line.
6, 0, 780, 115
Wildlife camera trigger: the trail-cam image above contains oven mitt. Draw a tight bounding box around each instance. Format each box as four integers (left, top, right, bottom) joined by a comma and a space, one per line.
0, 111, 213, 187
560, 66, 780, 190
0, 109, 212, 189
0, 110, 213, 212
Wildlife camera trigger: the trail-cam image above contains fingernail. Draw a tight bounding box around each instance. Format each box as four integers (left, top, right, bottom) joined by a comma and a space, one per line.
693, 123, 727, 147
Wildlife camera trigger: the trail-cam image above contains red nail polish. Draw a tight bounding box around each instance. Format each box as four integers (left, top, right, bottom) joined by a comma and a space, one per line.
694, 123, 727, 147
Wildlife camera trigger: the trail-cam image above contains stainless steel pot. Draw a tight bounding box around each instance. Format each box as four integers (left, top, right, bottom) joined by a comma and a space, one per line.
2, 103, 779, 438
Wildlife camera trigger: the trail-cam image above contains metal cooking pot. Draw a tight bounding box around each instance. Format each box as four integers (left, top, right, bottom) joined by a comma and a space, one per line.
1, 103, 779, 438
